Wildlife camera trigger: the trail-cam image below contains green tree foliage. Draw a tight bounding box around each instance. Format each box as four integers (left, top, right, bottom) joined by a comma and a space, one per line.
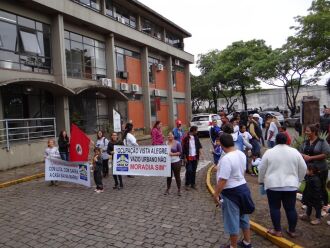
292, 0, 330, 73
191, 74, 210, 113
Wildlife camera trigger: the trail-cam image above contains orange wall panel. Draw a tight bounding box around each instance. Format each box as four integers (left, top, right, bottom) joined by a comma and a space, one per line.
175, 71, 186, 93
155, 69, 168, 90
177, 103, 187, 125
158, 103, 169, 126
126, 57, 142, 85
128, 100, 144, 129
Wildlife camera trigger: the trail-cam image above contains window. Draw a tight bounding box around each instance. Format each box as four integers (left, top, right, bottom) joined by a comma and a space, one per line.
148, 57, 159, 83
65, 30, 106, 80
105, 0, 113, 17
115, 46, 140, 75
115, 5, 136, 29
0, 10, 51, 73
142, 18, 162, 40
165, 32, 183, 49
73, 0, 100, 11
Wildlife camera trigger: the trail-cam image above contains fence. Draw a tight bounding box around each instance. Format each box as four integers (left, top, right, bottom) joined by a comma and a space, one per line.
0, 118, 56, 151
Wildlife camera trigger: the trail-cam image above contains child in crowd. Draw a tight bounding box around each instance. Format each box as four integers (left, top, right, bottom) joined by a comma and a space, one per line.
279, 126, 291, 145
251, 154, 261, 176
239, 124, 252, 173
93, 147, 104, 193
211, 137, 222, 167
44, 138, 61, 186
300, 166, 323, 225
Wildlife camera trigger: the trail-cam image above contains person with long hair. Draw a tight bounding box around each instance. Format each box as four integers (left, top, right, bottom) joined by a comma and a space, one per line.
164, 132, 182, 196
300, 124, 330, 207
122, 123, 138, 178
58, 130, 70, 161
95, 130, 110, 177
107, 132, 124, 189
151, 121, 164, 145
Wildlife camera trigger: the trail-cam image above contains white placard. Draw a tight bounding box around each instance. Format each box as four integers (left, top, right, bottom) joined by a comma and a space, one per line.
113, 109, 121, 132
113, 145, 171, 177
45, 157, 91, 187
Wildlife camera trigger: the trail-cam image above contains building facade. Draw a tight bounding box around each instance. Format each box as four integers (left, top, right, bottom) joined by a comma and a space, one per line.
0, 0, 194, 169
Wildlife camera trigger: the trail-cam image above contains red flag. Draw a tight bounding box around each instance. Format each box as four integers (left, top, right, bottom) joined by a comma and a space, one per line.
70, 124, 90, 162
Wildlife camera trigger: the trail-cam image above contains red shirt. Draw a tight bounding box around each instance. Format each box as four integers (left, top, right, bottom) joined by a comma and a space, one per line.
283, 131, 291, 145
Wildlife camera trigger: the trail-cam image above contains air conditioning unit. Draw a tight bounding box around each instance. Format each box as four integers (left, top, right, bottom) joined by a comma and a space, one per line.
120, 83, 129, 91
119, 71, 128, 79
157, 64, 164, 71
174, 59, 180, 66
100, 78, 112, 87
131, 84, 139, 92
154, 89, 161, 96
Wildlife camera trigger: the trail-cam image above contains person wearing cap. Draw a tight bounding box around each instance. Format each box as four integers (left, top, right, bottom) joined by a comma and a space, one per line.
248, 114, 262, 157
209, 119, 221, 144
267, 115, 279, 148
173, 120, 185, 144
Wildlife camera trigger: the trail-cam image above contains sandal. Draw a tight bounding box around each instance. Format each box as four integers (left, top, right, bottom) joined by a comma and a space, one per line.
285, 229, 297, 238
267, 229, 283, 237
310, 219, 321, 225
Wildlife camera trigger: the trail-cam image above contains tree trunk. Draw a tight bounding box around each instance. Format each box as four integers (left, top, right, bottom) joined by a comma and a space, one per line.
212, 90, 218, 113
241, 85, 248, 110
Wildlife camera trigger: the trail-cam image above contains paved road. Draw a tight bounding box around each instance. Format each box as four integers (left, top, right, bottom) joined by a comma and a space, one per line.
0, 138, 275, 248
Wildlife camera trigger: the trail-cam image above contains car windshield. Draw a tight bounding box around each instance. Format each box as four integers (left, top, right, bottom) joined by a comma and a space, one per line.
192, 116, 209, 122
211, 115, 220, 120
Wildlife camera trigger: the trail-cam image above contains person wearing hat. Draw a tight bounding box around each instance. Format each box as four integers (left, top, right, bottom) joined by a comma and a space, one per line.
173, 120, 185, 144
248, 114, 262, 158
267, 114, 279, 148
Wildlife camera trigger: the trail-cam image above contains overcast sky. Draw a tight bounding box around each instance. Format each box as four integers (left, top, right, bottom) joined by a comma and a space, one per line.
139, 0, 314, 76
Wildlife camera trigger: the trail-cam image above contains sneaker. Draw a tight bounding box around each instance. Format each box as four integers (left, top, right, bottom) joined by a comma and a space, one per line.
238, 239, 252, 248
321, 210, 328, 217
310, 219, 321, 225
118, 185, 123, 190
94, 188, 98, 192
112, 185, 119, 189
99, 189, 104, 193
95, 190, 101, 193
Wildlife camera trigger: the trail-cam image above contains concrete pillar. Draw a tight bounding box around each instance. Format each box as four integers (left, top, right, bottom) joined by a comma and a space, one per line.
141, 46, 151, 133
105, 33, 117, 89
0, 90, 4, 142
100, 0, 106, 15
55, 96, 70, 135
166, 56, 174, 129
137, 15, 142, 31
185, 64, 192, 124
51, 14, 67, 86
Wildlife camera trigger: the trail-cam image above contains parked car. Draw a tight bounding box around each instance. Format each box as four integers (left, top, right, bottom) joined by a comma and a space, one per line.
190, 113, 221, 134
259, 111, 284, 127
284, 114, 300, 127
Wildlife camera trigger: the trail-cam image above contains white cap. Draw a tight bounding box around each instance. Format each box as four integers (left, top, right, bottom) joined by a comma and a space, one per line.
253, 113, 260, 118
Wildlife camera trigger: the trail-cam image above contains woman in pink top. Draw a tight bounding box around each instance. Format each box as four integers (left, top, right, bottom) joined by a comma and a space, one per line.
151, 121, 164, 145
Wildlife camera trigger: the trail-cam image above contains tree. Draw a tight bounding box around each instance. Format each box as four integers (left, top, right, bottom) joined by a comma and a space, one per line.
256, 38, 315, 116
191, 74, 209, 113
215, 40, 272, 110
292, 0, 330, 73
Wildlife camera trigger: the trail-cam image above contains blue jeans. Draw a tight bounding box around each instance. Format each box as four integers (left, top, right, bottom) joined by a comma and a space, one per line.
266, 190, 297, 232
250, 139, 261, 156
267, 140, 275, 148
185, 160, 198, 186
221, 195, 250, 235
60, 152, 69, 161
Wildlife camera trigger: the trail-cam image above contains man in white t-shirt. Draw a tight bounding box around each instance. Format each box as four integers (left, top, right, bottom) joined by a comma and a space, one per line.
213, 133, 254, 248
267, 115, 278, 148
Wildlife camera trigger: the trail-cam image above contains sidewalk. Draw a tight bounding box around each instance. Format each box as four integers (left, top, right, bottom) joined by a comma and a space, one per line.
0, 135, 151, 185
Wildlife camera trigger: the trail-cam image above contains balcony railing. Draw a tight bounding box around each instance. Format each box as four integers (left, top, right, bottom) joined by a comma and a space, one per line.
0, 118, 56, 151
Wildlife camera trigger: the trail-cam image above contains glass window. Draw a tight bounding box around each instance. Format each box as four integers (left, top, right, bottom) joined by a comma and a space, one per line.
65, 30, 106, 80
148, 57, 159, 83
0, 10, 16, 24
116, 53, 125, 72
0, 21, 17, 51
17, 16, 35, 29
105, 0, 113, 17
64, 30, 70, 39
19, 30, 41, 54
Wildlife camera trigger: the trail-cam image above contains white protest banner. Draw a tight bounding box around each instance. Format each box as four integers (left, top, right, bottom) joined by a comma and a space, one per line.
113, 145, 171, 177
45, 157, 91, 187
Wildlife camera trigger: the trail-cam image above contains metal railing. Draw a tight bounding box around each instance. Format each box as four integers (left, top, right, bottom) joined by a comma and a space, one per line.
0, 118, 56, 151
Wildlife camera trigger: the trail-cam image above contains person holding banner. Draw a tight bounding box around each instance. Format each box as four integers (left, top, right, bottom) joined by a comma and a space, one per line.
44, 138, 61, 186
95, 130, 110, 178
165, 132, 182, 196
93, 147, 104, 193
123, 123, 138, 178
107, 132, 124, 189
182, 126, 203, 190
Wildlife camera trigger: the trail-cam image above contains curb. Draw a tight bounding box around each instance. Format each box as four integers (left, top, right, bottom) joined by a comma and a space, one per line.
0, 173, 44, 189
206, 165, 303, 248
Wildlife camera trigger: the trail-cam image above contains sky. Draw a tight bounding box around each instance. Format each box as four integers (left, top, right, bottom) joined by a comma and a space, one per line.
139, 0, 314, 76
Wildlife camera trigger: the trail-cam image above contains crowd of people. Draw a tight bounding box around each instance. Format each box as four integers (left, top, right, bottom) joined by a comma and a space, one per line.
43, 110, 330, 247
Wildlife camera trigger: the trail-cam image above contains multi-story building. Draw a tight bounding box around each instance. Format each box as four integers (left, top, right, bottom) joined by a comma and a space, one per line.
0, 0, 194, 169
